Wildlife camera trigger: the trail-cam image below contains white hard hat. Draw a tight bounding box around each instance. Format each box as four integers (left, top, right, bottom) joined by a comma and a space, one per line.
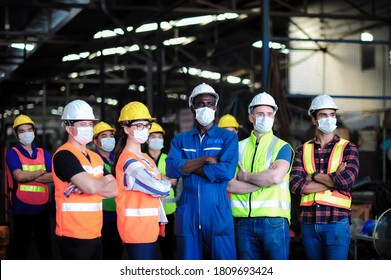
61, 99, 97, 121
308, 94, 338, 116
188, 83, 219, 108
248, 92, 278, 114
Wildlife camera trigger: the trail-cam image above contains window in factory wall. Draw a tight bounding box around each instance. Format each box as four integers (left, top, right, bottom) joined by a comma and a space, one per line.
361, 32, 375, 70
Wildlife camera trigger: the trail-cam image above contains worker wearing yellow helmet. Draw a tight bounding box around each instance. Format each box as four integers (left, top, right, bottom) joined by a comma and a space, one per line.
6, 114, 53, 259
92, 121, 123, 260
218, 114, 240, 134
145, 122, 178, 259
113, 101, 171, 260
52, 99, 118, 259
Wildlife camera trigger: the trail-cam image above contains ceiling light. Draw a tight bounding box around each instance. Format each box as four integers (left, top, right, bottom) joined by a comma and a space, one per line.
136, 23, 158, 33
174, 15, 215, 27
163, 36, 195, 46
11, 43, 35, 51
62, 54, 80, 62
226, 76, 241, 84
361, 32, 373, 41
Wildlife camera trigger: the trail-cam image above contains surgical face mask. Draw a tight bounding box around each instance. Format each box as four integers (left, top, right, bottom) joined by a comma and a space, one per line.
149, 138, 164, 151
19, 131, 35, 146
254, 116, 274, 134
195, 107, 215, 126
74, 126, 93, 145
317, 117, 337, 134
131, 128, 149, 144
100, 137, 115, 152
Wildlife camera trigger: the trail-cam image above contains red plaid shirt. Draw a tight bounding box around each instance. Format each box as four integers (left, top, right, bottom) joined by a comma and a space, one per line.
290, 135, 359, 224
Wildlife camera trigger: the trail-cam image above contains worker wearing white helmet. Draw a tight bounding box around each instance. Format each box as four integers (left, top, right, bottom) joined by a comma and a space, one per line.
166, 83, 239, 260
290, 94, 359, 260
5, 114, 53, 259
52, 99, 118, 259
227, 92, 294, 260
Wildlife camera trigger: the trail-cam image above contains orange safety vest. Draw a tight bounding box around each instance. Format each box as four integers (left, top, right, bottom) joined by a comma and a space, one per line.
115, 149, 161, 244
6, 147, 49, 205
53, 142, 104, 239
301, 138, 352, 209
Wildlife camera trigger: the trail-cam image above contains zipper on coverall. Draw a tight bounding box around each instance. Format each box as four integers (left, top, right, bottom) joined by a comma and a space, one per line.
248, 142, 258, 217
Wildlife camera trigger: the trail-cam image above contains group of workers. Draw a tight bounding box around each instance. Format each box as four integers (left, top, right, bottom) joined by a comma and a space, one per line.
5, 82, 359, 260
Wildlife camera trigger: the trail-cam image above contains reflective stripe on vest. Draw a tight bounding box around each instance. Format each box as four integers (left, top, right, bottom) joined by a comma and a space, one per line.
124, 208, 159, 217
19, 185, 46, 193
53, 142, 104, 239
230, 131, 292, 222
62, 202, 102, 212
115, 149, 161, 243
11, 147, 49, 205
300, 138, 351, 209
21, 164, 46, 171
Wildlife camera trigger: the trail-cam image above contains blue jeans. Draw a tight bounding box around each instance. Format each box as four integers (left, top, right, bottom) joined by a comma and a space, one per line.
301, 218, 350, 260
235, 217, 290, 260
125, 241, 158, 260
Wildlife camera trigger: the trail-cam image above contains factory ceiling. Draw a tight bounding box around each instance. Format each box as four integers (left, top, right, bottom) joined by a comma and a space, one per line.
0, 0, 390, 126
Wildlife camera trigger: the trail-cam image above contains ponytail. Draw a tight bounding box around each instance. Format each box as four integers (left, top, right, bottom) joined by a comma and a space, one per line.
112, 128, 127, 177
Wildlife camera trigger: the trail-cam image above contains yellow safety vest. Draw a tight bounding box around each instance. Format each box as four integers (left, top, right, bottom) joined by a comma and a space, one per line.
301, 138, 352, 209
157, 153, 176, 215
230, 130, 293, 223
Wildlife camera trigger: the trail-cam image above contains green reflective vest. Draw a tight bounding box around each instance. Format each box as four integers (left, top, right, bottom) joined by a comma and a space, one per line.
230, 130, 293, 223
102, 160, 116, 211
157, 153, 176, 215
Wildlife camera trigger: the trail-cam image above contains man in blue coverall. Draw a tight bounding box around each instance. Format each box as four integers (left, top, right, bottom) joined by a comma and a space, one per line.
166, 83, 238, 260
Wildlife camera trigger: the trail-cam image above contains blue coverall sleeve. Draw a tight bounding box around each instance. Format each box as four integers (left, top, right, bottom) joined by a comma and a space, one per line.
6, 149, 21, 172
165, 135, 189, 179
203, 132, 239, 183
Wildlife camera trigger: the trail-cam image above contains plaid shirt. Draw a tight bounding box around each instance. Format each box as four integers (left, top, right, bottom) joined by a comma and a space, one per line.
290, 135, 359, 224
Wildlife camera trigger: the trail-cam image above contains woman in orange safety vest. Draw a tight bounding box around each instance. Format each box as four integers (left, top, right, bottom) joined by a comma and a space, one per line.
113, 101, 171, 260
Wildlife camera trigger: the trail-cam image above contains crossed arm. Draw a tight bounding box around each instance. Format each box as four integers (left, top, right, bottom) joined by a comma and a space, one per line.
227, 160, 291, 194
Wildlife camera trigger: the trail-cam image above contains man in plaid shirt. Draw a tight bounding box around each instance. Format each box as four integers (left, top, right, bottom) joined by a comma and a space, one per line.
290, 94, 359, 260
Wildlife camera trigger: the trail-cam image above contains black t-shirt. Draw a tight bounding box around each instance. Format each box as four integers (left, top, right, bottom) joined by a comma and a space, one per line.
53, 150, 108, 182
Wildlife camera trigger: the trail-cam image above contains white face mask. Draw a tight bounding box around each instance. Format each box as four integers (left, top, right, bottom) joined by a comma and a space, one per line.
100, 137, 115, 152
149, 138, 164, 151
318, 117, 337, 134
19, 131, 35, 146
131, 128, 149, 144
74, 127, 93, 145
254, 116, 274, 134
195, 107, 215, 126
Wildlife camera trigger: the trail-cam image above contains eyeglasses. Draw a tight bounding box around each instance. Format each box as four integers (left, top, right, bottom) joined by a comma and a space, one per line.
129, 123, 152, 130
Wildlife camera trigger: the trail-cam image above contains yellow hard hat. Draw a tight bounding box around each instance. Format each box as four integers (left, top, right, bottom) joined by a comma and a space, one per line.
93, 121, 115, 137
13, 114, 35, 129
118, 101, 156, 125
149, 122, 165, 134
218, 114, 239, 129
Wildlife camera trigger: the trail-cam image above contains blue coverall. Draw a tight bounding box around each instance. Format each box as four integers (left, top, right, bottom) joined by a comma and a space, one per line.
166, 125, 238, 260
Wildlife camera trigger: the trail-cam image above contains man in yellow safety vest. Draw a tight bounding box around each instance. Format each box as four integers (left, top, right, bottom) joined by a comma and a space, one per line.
290, 94, 359, 260
227, 92, 294, 260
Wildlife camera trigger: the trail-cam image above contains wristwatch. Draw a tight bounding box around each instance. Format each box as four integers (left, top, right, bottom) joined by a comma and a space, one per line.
311, 172, 318, 182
